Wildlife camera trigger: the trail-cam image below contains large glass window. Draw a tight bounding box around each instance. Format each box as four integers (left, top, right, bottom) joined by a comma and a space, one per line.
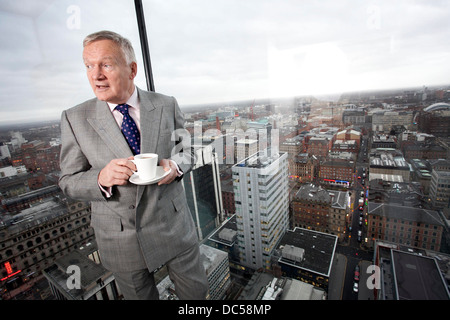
0, 0, 146, 125
143, 0, 450, 105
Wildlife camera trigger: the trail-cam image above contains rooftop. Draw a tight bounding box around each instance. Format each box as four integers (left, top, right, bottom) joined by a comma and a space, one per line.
423, 102, 450, 112
277, 227, 337, 277
368, 202, 444, 226
208, 214, 238, 247
0, 196, 83, 237
43, 241, 114, 300
199, 244, 229, 275
294, 184, 349, 209
233, 148, 286, 170
391, 250, 450, 300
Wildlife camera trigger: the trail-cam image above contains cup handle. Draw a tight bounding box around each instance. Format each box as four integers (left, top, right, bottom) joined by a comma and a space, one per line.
130, 159, 137, 174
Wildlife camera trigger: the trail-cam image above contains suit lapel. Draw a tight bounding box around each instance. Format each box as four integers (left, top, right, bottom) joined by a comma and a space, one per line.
138, 88, 162, 154
85, 90, 164, 205
136, 88, 164, 202
87, 99, 134, 159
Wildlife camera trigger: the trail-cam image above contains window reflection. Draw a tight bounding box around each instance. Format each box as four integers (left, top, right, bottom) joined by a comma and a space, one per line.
0, 0, 146, 124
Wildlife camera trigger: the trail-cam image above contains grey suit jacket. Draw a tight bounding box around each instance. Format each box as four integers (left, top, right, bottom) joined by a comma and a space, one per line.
59, 88, 198, 272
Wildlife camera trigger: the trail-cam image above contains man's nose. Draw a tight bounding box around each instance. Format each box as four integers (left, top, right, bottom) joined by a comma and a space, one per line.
91, 66, 105, 80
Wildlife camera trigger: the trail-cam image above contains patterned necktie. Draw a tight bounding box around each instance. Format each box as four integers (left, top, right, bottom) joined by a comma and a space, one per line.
115, 104, 141, 155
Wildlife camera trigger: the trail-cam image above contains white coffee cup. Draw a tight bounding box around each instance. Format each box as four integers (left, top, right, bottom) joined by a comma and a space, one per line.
131, 153, 158, 181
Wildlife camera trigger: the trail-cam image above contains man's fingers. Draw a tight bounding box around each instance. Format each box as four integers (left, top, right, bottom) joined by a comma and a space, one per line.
99, 158, 135, 187
114, 158, 136, 171
158, 159, 177, 185
159, 159, 170, 170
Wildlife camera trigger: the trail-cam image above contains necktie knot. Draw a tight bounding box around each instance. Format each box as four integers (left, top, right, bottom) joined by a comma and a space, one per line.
115, 103, 130, 115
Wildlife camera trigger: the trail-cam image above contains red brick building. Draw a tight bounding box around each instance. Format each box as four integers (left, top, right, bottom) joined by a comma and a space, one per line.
319, 160, 354, 187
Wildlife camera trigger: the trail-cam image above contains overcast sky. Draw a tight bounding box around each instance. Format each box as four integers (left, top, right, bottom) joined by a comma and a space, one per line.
1, 0, 449, 125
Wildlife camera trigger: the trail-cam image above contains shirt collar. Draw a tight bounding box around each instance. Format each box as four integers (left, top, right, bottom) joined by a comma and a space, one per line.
106, 86, 139, 112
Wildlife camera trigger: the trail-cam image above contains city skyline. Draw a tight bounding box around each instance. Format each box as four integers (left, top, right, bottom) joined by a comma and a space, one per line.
0, 82, 448, 128
1, 0, 450, 124
0, 85, 449, 300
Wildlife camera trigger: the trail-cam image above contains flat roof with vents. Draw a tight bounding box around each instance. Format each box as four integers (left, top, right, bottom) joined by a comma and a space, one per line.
278, 227, 337, 277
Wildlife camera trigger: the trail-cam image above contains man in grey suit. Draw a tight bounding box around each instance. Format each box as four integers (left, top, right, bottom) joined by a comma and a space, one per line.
59, 30, 208, 300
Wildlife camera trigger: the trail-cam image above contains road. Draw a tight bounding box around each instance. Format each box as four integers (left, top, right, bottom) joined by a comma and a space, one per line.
335, 136, 375, 300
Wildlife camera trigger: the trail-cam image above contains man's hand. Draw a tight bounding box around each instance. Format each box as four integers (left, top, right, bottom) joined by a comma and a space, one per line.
158, 159, 179, 185
98, 156, 136, 187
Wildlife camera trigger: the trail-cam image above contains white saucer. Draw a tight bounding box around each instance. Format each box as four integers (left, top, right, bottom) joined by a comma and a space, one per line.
129, 167, 171, 185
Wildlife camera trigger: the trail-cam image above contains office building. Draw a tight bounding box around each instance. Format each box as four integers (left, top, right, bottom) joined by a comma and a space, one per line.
367, 202, 444, 251
155, 244, 231, 300
429, 170, 450, 209
275, 227, 337, 291
43, 241, 121, 300
183, 145, 223, 240
371, 110, 414, 132
306, 137, 330, 158
0, 196, 93, 299
200, 244, 231, 300
208, 214, 239, 262
369, 149, 410, 182
291, 185, 350, 241
319, 160, 354, 188
416, 103, 450, 138
239, 273, 326, 300
374, 241, 450, 300
232, 149, 289, 270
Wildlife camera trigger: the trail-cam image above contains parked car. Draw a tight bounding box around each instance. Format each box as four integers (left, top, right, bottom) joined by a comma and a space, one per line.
354, 269, 360, 281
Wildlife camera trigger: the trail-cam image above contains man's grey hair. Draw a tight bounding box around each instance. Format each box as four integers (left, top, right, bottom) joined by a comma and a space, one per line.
83, 30, 137, 65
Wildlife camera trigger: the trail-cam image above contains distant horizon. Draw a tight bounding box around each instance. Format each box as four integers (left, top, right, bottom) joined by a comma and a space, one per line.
2, 82, 448, 128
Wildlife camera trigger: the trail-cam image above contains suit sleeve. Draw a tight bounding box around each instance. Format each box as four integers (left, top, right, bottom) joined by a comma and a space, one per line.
169, 97, 197, 176
58, 110, 107, 201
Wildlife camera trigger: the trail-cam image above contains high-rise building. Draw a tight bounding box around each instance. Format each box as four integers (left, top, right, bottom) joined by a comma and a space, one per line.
182, 145, 223, 240
232, 149, 289, 270
200, 244, 231, 300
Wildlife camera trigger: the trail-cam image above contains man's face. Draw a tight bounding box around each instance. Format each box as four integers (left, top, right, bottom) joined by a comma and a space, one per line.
83, 39, 137, 104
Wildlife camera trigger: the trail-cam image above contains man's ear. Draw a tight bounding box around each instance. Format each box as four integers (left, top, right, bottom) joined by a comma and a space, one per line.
129, 62, 137, 80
